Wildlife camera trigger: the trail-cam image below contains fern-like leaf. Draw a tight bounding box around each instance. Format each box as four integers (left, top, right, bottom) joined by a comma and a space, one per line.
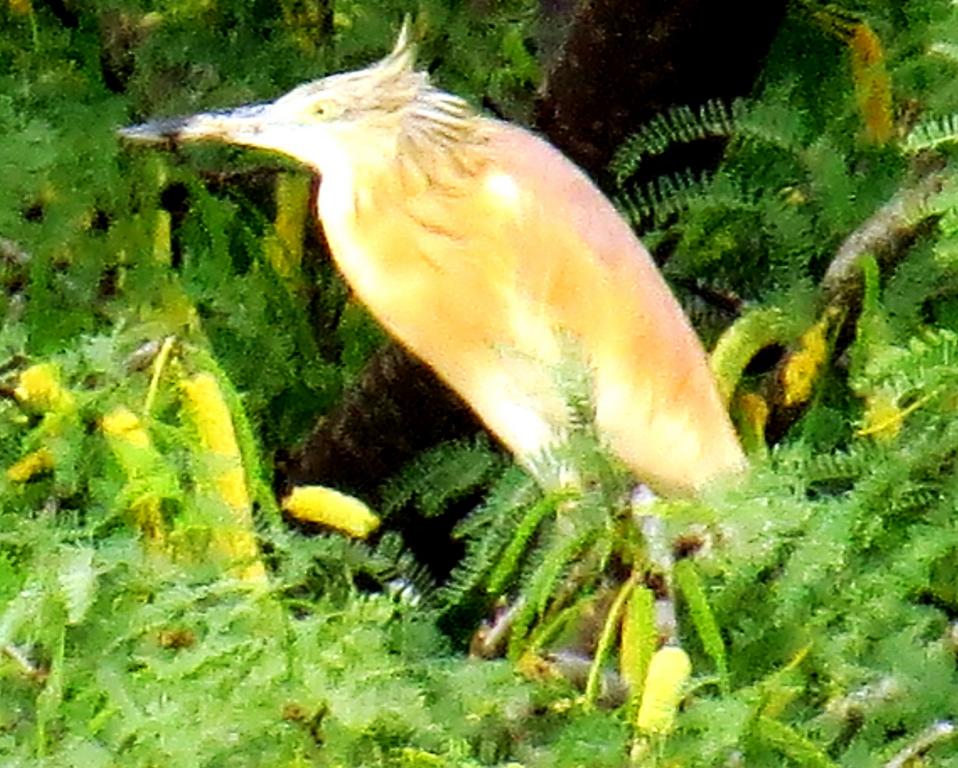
435, 468, 538, 610
904, 113, 958, 152
380, 436, 506, 518
674, 559, 729, 694
615, 169, 717, 226
610, 99, 744, 183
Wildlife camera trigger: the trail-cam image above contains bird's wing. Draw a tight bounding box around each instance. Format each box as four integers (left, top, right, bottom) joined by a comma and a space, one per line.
483, 123, 745, 494
324, 118, 743, 493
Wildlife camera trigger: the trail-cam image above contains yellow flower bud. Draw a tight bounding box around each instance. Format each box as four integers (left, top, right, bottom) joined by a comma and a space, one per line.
636, 646, 692, 735
849, 23, 893, 145
101, 406, 151, 448
282, 485, 381, 539
782, 319, 829, 407
15, 363, 73, 412
857, 390, 902, 441
9, 0, 33, 16
180, 372, 265, 583
181, 373, 242, 458
7, 448, 54, 482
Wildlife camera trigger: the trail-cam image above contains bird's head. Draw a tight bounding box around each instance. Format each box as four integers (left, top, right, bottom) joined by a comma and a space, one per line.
119, 22, 477, 177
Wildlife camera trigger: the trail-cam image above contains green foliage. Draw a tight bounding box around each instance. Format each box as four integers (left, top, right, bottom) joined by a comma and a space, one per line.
610, 99, 747, 185
381, 437, 508, 520
674, 559, 729, 696
4, 0, 958, 765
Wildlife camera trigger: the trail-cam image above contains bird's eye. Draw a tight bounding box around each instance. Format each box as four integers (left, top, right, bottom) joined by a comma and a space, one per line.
313, 101, 345, 120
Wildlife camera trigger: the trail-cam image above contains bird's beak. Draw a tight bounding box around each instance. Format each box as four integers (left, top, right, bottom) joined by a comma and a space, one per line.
119, 97, 334, 175
118, 102, 275, 148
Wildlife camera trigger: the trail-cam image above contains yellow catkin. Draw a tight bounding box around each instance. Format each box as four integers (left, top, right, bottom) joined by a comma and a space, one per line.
282, 485, 381, 539
736, 391, 770, 458
100, 405, 166, 553
181, 372, 265, 583
855, 389, 936, 441
101, 406, 168, 551
849, 23, 894, 145
263, 172, 311, 281
182, 373, 243, 457
15, 363, 73, 412
739, 392, 769, 426
781, 316, 830, 407
181, 373, 250, 511
636, 645, 692, 735
6, 448, 54, 482
9, 0, 33, 15
516, 652, 562, 684
101, 406, 151, 448
857, 390, 902, 440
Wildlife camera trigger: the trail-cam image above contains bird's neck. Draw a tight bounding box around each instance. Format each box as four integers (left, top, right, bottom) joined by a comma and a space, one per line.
395, 116, 491, 194
318, 115, 492, 207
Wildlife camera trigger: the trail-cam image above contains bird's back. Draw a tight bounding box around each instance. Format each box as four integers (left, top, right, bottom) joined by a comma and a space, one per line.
483, 123, 745, 494
319, 117, 744, 496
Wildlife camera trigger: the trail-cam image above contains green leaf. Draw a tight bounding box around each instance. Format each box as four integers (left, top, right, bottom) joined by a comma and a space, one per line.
675, 558, 729, 695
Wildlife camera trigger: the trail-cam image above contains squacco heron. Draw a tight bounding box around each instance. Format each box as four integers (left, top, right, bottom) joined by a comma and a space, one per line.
120, 25, 745, 496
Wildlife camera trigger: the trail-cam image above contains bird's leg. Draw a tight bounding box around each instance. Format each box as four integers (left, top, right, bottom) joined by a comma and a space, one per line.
632, 487, 679, 646
469, 598, 525, 659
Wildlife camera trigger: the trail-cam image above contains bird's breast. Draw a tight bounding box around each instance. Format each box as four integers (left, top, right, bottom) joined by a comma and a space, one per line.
317, 169, 398, 308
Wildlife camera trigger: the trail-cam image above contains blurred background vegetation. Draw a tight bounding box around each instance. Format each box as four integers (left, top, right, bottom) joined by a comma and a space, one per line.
2, 0, 958, 765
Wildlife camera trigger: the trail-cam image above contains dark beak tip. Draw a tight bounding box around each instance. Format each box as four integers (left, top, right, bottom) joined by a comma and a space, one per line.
116, 117, 189, 144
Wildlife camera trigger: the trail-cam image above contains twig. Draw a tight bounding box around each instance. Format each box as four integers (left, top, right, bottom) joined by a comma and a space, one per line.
469, 598, 524, 659
822, 160, 946, 302
2, 643, 47, 682
883, 721, 956, 768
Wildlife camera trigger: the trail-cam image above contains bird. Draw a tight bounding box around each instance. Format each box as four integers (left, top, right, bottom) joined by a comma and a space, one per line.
119, 22, 745, 497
